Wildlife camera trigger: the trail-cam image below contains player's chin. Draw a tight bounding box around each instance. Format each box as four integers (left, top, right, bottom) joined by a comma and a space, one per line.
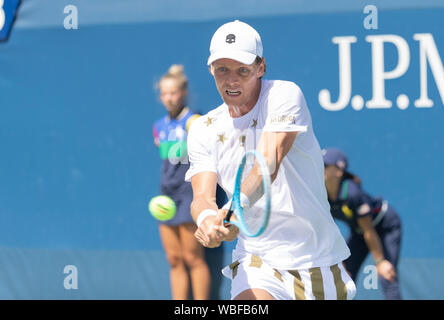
167, 105, 181, 112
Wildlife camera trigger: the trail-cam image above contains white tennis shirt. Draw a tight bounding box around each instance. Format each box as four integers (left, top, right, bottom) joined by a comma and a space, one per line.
185, 79, 350, 269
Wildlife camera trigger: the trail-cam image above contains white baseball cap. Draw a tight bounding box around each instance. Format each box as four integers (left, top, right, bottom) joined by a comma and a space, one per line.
207, 20, 263, 66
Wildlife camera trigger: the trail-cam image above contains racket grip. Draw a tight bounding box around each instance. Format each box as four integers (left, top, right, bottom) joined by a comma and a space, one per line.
224, 209, 234, 223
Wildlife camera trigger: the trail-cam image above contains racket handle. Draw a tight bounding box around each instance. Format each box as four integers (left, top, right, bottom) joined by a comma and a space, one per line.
224, 209, 234, 223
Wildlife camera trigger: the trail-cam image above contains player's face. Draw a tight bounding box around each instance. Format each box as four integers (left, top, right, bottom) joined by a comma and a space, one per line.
210, 58, 265, 112
159, 78, 187, 114
324, 165, 343, 183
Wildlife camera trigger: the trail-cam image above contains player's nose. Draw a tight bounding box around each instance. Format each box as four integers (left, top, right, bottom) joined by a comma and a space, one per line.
226, 71, 240, 86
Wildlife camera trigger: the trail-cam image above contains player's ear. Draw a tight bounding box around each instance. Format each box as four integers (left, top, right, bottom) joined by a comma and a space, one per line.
256, 57, 266, 78
209, 64, 215, 76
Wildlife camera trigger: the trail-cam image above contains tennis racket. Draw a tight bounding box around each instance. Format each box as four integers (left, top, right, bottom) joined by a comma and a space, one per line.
224, 150, 271, 237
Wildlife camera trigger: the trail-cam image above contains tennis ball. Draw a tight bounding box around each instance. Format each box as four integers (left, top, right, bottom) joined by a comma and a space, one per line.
149, 195, 176, 221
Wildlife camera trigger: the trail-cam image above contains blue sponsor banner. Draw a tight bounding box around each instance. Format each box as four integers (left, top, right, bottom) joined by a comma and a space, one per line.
0, 0, 20, 42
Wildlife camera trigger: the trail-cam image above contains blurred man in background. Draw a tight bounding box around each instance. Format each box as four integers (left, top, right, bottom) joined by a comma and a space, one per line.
323, 147, 402, 300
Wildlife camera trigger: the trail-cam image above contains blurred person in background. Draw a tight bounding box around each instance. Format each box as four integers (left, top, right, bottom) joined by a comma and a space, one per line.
323, 147, 402, 300
152, 64, 210, 299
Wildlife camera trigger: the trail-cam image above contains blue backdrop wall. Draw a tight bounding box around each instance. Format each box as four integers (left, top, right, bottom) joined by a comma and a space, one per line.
0, 0, 443, 299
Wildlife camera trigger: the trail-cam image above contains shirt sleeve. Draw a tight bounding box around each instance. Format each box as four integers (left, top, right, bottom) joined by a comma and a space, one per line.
263, 82, 310, 133
184, 118, 217, 182
347, 181, 373, 219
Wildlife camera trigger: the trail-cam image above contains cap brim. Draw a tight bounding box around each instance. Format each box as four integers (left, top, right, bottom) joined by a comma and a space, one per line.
207, 50, 257, 66
323, 160, 335, 166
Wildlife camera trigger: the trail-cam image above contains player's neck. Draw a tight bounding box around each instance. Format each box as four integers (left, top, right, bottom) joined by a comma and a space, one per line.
227, 103, 255, 118
169, 105, 185, 119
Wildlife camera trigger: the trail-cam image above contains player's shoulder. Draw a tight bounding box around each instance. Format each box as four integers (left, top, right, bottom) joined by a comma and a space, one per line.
266, 79, 303, 95
344, 179, 366, 200
207, 103, 226, 118
187, 104, 225, 134
260, 80, 306, 116
263, 80, 304, 107
187, 112, 205, 132
184, 110, 201, 132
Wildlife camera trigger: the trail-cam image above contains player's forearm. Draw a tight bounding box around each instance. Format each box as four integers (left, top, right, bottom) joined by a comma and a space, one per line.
258, 131, 297, 178
190, 172, 219, 223
240, 135, 285, 206
239, 134, 279, 205
190, 196, 218, 222
240, 163, 272, 206
363, 230, 385, 262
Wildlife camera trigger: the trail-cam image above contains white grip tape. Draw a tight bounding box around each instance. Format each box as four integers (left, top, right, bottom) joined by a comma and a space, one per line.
196, 209, 217, 227
240, 192, 251, 208
222, 193, 251, 211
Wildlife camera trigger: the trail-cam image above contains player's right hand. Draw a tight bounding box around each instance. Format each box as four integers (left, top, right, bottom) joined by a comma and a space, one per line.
194, 213, 226, 248
376, 260, 397, 283
194, 211, 239, 248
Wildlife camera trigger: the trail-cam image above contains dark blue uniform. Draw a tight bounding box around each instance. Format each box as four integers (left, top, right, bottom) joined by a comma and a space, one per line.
153, 107, 228, 299
329, 178, 402, 300
153, 107, 199, 226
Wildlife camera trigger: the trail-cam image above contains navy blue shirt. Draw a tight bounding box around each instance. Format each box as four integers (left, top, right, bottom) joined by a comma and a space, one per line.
328, 179, 383, 234
153, 107, 199, 195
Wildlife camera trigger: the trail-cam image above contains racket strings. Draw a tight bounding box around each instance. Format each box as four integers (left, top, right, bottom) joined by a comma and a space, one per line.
240, 155, 268, 205
238, 154, 270, 234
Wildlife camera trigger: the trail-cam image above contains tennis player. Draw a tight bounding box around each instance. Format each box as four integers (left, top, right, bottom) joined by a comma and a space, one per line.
323, 147, 402, 299
185, 20, 356, 300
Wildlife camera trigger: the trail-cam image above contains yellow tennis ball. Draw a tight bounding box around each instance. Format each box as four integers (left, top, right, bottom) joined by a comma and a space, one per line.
149, 195, 176, 221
